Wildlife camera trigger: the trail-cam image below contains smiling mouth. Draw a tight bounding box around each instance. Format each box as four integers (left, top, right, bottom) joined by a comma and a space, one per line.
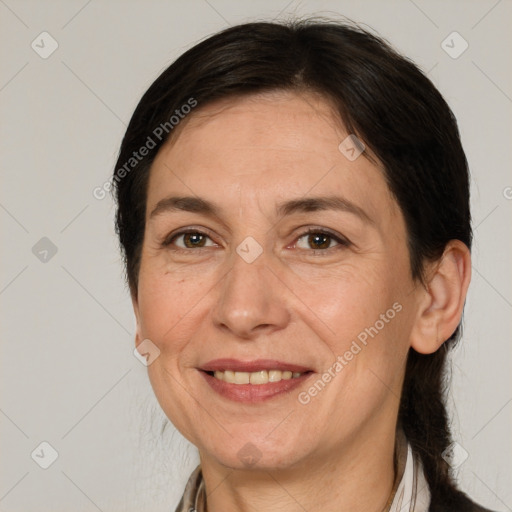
199, 359, 314, 402
204, 369, 311, 385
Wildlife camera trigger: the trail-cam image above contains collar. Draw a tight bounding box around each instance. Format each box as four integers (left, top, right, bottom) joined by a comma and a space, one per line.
389, 434, 431, 511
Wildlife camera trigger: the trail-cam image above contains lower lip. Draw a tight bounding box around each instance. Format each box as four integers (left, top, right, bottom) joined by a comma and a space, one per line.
199, 371, 312, 403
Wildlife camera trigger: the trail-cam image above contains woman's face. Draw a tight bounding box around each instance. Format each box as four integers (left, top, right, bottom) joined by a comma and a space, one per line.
133, 91, 422, 470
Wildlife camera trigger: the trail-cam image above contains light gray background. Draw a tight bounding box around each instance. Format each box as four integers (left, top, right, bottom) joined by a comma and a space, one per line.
1, 0, 511, 511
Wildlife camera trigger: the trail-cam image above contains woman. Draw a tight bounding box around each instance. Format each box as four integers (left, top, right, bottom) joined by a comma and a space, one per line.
113, 19, 495, 512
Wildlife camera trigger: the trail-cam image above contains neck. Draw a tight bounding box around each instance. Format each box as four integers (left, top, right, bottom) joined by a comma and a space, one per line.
199, 424, 398, 512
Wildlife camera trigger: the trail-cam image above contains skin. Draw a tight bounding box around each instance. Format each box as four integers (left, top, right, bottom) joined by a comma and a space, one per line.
132, 91, 471, 512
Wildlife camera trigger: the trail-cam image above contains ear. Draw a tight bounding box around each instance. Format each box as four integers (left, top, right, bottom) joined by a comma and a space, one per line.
410, 240, 472, 354
131, 290, 143, 347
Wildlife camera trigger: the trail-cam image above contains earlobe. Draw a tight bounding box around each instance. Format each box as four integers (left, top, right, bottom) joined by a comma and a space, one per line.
410, 240, 472, 355
131, 291, 142, 347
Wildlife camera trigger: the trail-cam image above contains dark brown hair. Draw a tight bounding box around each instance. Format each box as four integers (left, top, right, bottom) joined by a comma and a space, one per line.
113, 19, 472, 506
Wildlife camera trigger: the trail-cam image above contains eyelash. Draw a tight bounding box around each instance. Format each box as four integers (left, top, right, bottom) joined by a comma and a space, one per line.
162, 227, 351, 255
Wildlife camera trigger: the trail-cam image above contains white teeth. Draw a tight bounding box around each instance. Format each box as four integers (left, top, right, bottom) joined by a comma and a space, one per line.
249, 370, 268, 384
223, 370, 235, 383
210, 369, 304, 384
268, 370, 281, 382
234, 371, 250, 384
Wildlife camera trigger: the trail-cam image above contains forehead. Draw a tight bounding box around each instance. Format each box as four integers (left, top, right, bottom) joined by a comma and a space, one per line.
147, 91, 397, 223
166, 90, 347, 161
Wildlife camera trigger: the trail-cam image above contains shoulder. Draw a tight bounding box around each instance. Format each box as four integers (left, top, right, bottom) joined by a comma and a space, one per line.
429, 488, 498, 512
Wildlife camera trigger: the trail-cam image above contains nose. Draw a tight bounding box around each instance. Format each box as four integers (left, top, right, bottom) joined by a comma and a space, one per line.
212, 249, 290, 340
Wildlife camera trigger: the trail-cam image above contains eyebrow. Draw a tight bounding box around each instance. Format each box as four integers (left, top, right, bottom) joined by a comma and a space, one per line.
149, 195, 373, 223
150, 196, 220, 219
276, 196, 373, 223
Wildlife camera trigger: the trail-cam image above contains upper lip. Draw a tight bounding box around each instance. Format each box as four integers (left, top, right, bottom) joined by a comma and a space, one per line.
200, 358, 312, 373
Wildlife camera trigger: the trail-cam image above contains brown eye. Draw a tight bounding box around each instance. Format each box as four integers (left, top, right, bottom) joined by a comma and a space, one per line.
165, 231, 216, 250
307, 233, 331, 249
182, 232, 207, 248
296, 231, 346, 251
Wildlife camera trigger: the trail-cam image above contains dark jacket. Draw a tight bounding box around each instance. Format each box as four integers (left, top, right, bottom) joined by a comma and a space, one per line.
429, 489, 498, 512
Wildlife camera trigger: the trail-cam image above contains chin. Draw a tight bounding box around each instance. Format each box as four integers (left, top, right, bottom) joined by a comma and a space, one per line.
202, 435, 309, 472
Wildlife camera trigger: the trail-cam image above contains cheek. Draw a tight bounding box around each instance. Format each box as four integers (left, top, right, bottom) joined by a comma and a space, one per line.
292, 260, 412, 385
136, 270, 210, 440
136, 260, 208, 340
287, 263, 398, 337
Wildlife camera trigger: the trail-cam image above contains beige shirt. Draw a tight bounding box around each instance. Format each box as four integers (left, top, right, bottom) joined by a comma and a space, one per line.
174, 433, 430, 512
